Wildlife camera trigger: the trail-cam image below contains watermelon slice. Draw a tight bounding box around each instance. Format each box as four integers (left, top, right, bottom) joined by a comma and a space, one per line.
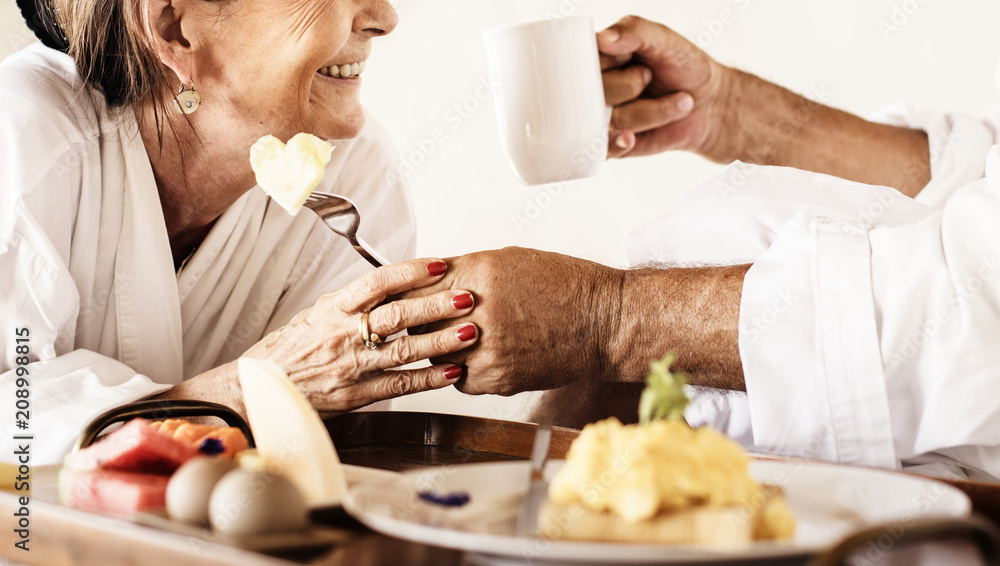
71, 418, 199, 474
60, 468, 170, 515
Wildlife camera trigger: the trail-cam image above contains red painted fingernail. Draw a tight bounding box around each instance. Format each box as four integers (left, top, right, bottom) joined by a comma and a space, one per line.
427, 261, 447, 277
444, 365, 463, 380
457, 325, 477, 342
452, 293, 474, 310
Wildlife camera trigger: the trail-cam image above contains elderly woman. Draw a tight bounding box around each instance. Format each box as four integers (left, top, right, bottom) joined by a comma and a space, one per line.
2, 0, 478, 464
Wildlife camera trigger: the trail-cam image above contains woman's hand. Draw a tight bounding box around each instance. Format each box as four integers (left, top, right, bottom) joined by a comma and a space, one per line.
599, 15, 731, 160
161, 258, 479, 416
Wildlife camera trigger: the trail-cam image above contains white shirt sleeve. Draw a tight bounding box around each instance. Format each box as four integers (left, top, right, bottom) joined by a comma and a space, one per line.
742, 146, 1000, 476
872, 102, 1000, 207
627, 98, 1000, 476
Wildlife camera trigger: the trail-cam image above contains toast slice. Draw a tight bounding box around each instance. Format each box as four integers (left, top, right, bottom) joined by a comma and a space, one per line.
538, 484, 790, 544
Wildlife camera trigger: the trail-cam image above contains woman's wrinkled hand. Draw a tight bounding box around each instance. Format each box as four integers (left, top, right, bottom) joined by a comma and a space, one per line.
242, 258, 479, 415
600, 15, 732, 160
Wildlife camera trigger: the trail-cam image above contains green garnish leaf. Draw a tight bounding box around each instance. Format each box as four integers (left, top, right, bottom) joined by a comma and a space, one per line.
638, 352, 690, 425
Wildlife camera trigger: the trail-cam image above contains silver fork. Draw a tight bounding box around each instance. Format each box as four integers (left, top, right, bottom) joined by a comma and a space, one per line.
304, 191, 388, 268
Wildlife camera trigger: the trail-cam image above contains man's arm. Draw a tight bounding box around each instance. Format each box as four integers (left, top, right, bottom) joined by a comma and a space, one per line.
408, 247, 746, 394
600, 16, 931, 198
610, 264, 748, 390
715, 71, 930, 197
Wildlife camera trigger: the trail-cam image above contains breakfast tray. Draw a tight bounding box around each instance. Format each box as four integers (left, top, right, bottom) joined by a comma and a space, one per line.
0, 411, 576, 566
4, 410, 1000, 566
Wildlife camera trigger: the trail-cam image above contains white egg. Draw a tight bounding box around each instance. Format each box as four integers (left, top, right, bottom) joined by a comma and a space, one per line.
208, 468, 308, 536
166, 457, 238, 524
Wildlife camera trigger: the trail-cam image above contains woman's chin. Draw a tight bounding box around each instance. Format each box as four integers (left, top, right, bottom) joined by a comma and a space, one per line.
304, 93, 366, 140
315, 111, 365, 140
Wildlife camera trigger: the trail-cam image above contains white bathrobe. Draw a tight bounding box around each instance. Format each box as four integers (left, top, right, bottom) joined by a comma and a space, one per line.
0, 44, 415, 465
628, 100, 1000, 481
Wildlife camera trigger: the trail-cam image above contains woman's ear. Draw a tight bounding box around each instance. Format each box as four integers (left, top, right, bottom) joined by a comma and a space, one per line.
145, 0, 198, 84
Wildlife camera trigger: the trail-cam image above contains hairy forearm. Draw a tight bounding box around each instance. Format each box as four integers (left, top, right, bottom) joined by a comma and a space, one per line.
605, 264, 748, 390
153, 361, 247, 418
708, 69, 930, 198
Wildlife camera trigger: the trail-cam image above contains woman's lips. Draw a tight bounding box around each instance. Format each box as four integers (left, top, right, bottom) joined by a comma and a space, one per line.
317, 61, 365, 78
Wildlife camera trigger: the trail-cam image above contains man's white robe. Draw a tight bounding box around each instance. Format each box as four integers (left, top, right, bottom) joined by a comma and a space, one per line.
628, 101, 1000, 480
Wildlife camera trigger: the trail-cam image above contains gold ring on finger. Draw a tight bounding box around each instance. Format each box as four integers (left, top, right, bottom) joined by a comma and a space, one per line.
359, 311, 384, 350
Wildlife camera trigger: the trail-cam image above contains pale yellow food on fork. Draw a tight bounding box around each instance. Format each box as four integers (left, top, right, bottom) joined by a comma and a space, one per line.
249, 133, 335, 215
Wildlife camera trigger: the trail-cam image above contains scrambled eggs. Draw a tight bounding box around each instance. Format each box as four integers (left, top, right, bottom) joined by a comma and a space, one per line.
549, 417, 793, 536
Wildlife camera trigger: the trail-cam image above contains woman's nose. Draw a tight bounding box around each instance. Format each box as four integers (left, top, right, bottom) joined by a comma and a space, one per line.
356, 0, 399, 37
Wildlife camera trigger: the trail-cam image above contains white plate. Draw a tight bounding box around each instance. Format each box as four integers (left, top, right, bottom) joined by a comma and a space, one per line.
343, 459, 970, 565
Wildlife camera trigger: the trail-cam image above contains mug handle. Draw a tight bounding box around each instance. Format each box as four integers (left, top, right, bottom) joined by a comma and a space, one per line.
72, 399, 256, 453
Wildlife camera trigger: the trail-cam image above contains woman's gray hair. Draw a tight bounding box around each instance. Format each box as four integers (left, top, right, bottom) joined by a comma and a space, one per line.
50, 0, 169, 108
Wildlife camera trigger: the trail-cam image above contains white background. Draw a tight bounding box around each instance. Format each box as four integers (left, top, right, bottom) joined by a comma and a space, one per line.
2, 0, 998, 422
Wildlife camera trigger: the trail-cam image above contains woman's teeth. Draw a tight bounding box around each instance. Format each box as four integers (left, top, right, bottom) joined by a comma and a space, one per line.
317, 62, 365, 78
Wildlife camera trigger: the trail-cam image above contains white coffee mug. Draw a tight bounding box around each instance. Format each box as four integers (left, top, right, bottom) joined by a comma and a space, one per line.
484, 17, 610, 186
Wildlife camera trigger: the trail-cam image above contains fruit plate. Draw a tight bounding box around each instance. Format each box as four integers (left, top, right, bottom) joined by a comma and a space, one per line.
343, 459, 970, 565
54, 463, 398, 554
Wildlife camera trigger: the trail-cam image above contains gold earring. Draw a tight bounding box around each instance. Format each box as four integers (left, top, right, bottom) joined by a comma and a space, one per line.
173, 82, 201, 115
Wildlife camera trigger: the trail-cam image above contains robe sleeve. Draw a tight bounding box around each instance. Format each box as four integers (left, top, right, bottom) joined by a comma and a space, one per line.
0, 49, 170, 466
871, 102, 1000, 207
629, 102, 1000, 477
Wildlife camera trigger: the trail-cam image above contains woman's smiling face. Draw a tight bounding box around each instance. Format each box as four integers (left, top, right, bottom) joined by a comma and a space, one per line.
196, 0, 397, 140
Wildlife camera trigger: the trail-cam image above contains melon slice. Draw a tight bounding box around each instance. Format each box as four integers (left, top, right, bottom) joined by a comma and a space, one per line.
236, 358, 347, 507
249, 133, 334, 215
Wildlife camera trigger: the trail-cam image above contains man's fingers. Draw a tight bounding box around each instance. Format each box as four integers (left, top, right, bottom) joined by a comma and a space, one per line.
368, 291, 474, 338
603, 65, 652, 107
610, 92, 694, 133
356, 364, 465, 403
600, 52, 632, 71
597, 15, 672, 59
627, 128, 696, 158
336, 258, 449, 312
607, 129, 636, 158
598, 15, 709, 90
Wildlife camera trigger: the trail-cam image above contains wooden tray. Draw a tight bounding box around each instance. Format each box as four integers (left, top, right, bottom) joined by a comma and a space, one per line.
7, 410, 1000, 566
325, 411, 579, 472
0, 411, 577, 566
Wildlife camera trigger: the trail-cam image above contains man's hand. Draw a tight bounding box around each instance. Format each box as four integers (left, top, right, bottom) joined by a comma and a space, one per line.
405, 247, 748, 398
404, 247, 624, 395
599, 15, 730, 160
599, 15, 930, 197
